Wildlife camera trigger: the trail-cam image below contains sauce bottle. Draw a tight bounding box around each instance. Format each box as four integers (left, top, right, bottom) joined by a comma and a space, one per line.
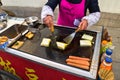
101, 48, 112, 62
101, 40, 108, 53
100, 57, 112, 70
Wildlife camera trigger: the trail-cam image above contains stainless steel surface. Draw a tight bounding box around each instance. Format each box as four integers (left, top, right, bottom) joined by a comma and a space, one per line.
0, 22, 7, 30
25, 16, 39, 27
1, 18, 101, 79
1, 20, 102, 79
0, 24, 28, 39
5, 30, 101, 79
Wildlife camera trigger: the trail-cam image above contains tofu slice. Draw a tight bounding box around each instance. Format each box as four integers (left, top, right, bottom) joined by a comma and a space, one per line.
12, 41, 24, 49
40, 38, 68, 50
56, 42, 68, 50
40, 38, 51, 47
25, 32, 34, 39
82, 34, 93, 41
80, 40, 92, 47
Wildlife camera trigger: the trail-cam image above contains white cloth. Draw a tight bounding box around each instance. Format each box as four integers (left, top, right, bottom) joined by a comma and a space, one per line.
82, 12, 101, 27
41, 5, 54, 23
41, 5, 101, 27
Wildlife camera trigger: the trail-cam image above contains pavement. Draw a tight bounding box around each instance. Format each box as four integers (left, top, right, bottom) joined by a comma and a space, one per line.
96, 12, 120, 80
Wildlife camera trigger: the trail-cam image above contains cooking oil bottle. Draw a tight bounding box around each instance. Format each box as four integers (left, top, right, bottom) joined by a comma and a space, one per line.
98, 57, 112, 80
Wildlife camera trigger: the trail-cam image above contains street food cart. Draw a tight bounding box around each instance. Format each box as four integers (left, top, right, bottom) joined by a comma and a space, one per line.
0, 17, 102, 80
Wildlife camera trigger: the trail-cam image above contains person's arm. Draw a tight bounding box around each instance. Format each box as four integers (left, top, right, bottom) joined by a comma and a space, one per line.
41, 0, 59, 31
84, 0, 100, 27
41, 5, 54, 23
82, 12, 101, 27
77, 0, 101, 30
41, 0, 59, 23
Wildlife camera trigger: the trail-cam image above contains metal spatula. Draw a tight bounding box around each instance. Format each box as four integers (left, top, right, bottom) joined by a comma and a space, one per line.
63, 28, 80, 44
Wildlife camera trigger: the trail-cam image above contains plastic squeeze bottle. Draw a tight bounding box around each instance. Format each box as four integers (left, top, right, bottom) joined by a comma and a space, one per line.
101, 48, 112, 62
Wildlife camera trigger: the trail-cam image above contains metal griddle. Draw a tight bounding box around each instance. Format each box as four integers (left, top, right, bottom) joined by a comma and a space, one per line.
0, 24, 28, 39
7, 24, 97, 71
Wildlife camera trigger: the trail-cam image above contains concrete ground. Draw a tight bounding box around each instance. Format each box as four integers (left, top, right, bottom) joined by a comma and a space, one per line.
96, 12, 120, 80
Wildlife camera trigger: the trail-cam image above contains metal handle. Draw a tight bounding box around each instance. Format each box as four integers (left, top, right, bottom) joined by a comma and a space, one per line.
75, 27, 81, 32
50, 25, 54, 32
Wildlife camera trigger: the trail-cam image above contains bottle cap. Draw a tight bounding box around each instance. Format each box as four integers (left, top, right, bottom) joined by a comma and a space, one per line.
105, 57, 112, 63
106, 48, 112, 55
102, 40, 108, 45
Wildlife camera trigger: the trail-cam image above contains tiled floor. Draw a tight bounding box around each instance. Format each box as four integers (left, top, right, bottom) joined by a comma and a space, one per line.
96, 12, 120, 80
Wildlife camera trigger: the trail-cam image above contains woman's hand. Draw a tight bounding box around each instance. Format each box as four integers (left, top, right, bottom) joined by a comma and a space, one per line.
43, 15, 54, 31
78, 19, 88, 30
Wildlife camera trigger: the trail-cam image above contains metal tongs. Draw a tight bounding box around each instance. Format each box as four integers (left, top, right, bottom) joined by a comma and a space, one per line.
50, 25, 58, 48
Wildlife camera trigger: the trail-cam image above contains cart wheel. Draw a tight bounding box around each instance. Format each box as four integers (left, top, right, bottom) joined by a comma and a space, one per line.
0, 70, 21, 80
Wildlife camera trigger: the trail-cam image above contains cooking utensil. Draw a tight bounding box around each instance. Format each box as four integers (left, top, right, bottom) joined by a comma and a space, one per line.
25, 16, 39, 26
63, 28, 80, 44
50, 25, 58, 48
25, 16, 40, 33
15, 20, 26, 34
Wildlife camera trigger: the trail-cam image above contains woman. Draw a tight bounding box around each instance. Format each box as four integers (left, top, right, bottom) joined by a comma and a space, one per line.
41, 0, 100, 30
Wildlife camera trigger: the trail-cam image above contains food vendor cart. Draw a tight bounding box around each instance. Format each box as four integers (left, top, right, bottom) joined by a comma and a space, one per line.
0, 17, 102, 80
